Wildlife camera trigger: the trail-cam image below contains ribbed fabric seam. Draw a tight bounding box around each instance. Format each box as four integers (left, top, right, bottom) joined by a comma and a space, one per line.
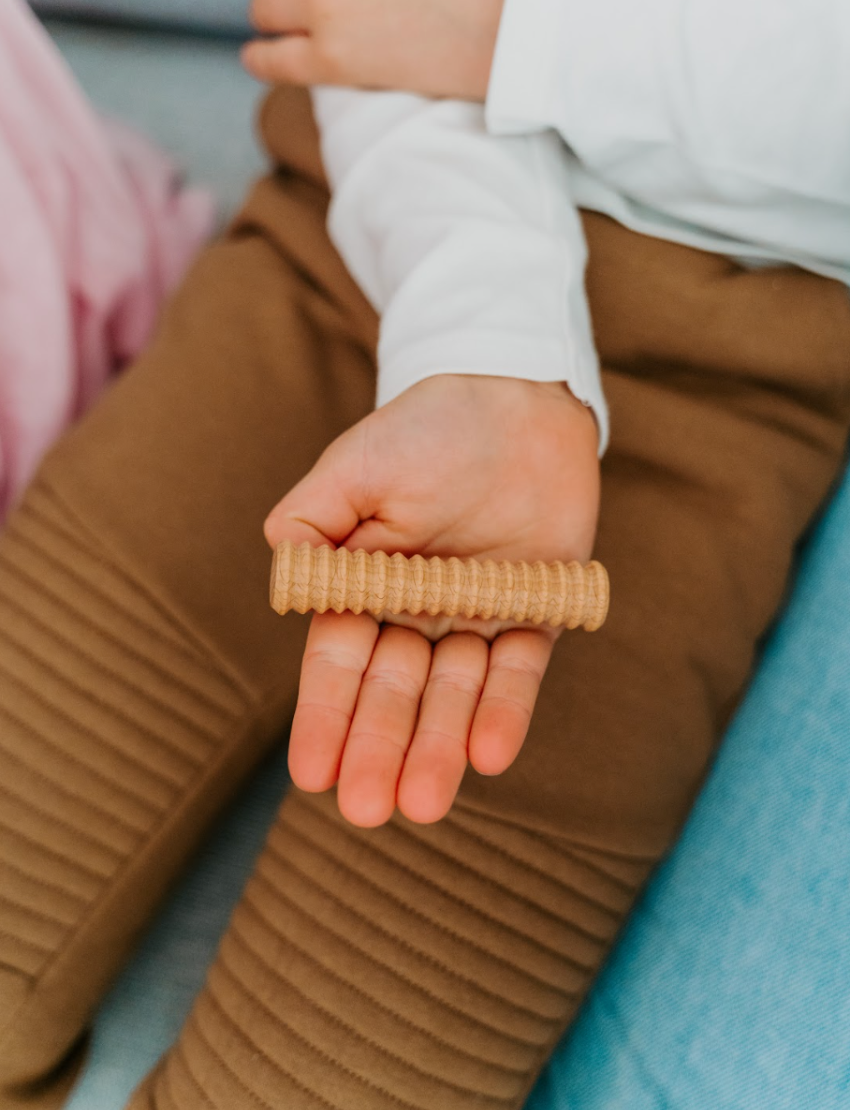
232, 897, 531, 1073
0, 624, 208, 773
0, 534, 244, 720
204, 972, 442, 1110
0, 888, 78, 931
336, 824, 609, 954
535, 835, 649, 890
151, 1062, 181, 1110
0, 900, 69, 947
546, 830, 656, 866
191, 995, 342, 1110
222, 928, 525, 1099
435, 812, 629, 919
0, 720, 149, 838
250, 859, 560, 1029
333, 826, 608, 953
241, 882, 544, 1046
171, 1040, 233, 1110
10, 502, 215, 675
0, 562, 237, 746
0, 684, 180, 806
0, 660, 190, 792
274, 819, 595, 985
0, 958, 40, 976
0, 701, 161, 823
307, 803, 613, 948
26, 482, 254, 702
21, 703, 274, 999
267, 826, 586, 997
510, 984, 590, 1110
500, 823, 642, 893
454, 797, 656, 867
0, 783, 123, 865
0, 817, 112, 882
451, 806, 645, 895
0, 926, 50, 957
0, 854, 88, 910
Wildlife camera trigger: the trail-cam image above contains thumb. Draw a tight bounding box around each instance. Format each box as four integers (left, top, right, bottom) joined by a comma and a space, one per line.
241, 36, 322, 87
263, 429, 374, 551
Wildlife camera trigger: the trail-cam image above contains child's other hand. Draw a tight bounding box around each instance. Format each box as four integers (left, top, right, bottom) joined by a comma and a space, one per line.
264, 374, 600, 827
243, 0, 504, 101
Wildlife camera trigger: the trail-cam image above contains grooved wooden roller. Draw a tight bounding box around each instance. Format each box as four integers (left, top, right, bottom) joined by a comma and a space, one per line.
270, 542, 609, 631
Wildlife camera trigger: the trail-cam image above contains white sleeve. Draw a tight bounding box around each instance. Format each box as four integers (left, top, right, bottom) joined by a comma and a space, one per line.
486, 0, 850, 260
311, 87, 607, 453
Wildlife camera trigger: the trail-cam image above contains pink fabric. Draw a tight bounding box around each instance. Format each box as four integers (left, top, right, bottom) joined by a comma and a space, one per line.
0, 0, 215, 520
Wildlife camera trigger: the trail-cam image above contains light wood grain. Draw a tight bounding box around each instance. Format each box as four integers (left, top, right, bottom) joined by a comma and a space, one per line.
270, 542, 608, 631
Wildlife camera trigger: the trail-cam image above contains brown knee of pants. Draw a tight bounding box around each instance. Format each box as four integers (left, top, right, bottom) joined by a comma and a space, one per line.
0, 93, 378, 1108
125, 90, 850, 1110
2, 84, 850, 1110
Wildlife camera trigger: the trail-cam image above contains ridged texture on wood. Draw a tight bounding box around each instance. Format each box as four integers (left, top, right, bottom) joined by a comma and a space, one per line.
270, 543, 609, 631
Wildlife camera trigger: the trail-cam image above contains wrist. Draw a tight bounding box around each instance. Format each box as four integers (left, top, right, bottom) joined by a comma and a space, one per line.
459, 0, 507, 101
418, 373, 599, 452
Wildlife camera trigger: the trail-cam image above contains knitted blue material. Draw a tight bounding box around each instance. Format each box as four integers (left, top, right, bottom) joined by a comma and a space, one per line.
528, 456, 850, 1109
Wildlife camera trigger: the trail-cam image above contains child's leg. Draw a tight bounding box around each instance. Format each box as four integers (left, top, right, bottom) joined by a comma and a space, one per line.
0, 93, 378, 1109
125, 92, 850, 1110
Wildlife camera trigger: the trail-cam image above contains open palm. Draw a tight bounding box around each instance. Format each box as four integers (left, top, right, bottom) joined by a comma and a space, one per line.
264, 374, 600, 826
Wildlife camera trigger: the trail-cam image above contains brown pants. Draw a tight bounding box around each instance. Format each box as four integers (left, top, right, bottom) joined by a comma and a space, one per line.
1, 87, 849, 1110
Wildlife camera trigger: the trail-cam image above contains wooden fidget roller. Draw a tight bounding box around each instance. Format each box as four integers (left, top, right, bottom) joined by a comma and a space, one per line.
270, 542, 609, 631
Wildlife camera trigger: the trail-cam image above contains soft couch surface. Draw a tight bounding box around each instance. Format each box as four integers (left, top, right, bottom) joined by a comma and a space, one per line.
527, 459, 850, 1109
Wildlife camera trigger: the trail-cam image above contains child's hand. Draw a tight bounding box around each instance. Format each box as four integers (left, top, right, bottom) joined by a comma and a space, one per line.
243, 0, 504, 101
264, 374, 600, 827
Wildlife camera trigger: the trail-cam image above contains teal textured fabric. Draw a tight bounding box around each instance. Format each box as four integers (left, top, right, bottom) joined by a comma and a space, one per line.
35, 0, 250, 35
527, 456, 850, 1109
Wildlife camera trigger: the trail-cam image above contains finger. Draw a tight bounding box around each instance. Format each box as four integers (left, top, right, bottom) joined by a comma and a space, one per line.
241, 35, 321, 86
397, 633, 488, 824
337, 626, 431, 828
469, 630, 554, 776
288, 611, 380, 792
249, 0, 310, 34
263, 431, 371, 549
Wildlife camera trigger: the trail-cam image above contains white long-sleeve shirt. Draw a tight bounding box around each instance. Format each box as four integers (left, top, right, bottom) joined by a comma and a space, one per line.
313, 0, 850, 453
